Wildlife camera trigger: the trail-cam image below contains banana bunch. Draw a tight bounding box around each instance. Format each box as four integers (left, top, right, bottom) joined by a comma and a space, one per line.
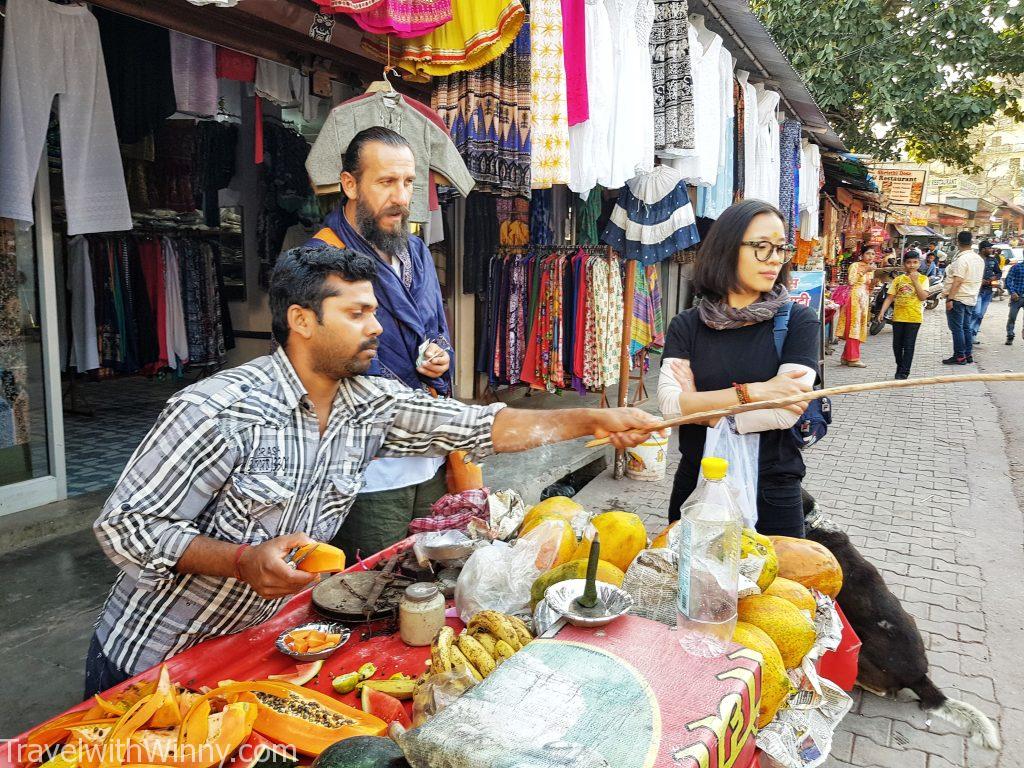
429, 611, 534, 682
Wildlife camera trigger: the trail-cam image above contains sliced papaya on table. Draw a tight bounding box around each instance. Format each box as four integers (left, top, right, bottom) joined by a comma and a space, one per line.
147, 667, 182, 729
293, 544, 345, 574
127, 701, 257, 768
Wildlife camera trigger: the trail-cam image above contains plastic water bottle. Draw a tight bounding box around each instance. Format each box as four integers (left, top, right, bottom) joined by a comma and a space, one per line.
676, 456, 744, 656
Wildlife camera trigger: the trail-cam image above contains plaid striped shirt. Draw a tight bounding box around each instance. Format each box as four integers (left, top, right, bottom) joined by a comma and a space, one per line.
93, 348, 503, 674
1006, 263, 1024, 297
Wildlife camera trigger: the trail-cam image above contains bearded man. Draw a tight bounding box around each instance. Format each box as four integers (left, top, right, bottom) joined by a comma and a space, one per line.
309, 127, 460, 557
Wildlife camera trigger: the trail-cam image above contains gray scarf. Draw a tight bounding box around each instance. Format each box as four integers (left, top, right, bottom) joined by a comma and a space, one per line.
698, 284, 790, 330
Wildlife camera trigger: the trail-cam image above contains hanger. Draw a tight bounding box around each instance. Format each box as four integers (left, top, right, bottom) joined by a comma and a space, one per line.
365, 37, 401, 104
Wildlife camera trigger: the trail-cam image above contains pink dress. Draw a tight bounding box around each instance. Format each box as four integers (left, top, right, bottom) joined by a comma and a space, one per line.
345, 0, 453, 38
561, 0, 590, 126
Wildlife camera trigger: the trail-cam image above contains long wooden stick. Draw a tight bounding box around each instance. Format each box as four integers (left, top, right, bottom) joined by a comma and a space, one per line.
585, 371, 1024, 448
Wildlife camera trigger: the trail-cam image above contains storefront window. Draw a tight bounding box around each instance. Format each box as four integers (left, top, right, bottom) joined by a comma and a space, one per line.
0, 218, 50, 485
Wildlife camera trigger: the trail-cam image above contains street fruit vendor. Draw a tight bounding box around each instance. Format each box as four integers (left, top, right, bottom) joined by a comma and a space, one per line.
86, 242, 661, 698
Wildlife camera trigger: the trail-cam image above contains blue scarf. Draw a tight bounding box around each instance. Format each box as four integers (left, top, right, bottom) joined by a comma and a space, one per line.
315, 209, 452, 395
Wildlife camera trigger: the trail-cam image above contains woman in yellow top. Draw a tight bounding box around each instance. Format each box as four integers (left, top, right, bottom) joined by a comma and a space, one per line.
877, 250, 930, 379
836, 248, 875, 367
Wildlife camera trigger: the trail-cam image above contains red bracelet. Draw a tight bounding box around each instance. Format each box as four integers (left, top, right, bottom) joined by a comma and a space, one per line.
233, 543, 250, 581
733, 382, 751, 405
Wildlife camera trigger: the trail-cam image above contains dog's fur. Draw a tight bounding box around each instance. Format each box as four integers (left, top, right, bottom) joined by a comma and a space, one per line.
801, 490, 1001, 750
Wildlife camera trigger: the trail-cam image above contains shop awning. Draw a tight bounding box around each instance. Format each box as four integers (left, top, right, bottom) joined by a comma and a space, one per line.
690, 0, 845, 151
894, 225, 943, 237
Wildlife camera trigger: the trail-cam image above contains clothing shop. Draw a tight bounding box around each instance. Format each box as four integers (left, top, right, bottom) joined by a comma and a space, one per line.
0, 0, 844, 517
0, 0, 483, 515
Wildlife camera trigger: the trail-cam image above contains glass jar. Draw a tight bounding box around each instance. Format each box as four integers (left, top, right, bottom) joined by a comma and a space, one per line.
399, 582, 446, 647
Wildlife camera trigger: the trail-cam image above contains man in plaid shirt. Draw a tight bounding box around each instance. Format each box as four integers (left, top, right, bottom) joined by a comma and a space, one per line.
87, 243, 661, 696
1006, 260, 1024, 345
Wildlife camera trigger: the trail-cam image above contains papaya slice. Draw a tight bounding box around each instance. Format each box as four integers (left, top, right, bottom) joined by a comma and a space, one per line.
127, 702, 256, 768
147, 667, 182, 729
293, 544, 345, 573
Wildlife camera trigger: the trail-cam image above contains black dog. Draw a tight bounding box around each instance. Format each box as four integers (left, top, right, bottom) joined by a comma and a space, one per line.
801, 489, 1000, 750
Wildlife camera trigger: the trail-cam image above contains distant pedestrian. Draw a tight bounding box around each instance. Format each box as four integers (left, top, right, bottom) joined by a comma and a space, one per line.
969, 240, 1001, 343
942, 231, 984, 365
1006, 260, 1024, 345
837, 248, 874, 368
877, 251, 929, 379
920, 251, 938, 279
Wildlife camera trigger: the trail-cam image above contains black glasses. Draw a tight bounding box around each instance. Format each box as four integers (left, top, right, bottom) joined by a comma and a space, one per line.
741, 241, 797, 264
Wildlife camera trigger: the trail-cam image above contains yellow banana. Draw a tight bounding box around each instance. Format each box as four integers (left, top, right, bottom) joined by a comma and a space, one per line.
457, 632, 496, 678
470, 629, 498, 657
448, 644, 483, 682
505, 614, 534, 646
468, 610, 520, 650
430, 626, 454, 674
493, 639, 516, 664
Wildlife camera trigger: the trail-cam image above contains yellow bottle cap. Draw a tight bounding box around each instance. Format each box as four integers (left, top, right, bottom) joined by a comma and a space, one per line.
701, 457, 729, 480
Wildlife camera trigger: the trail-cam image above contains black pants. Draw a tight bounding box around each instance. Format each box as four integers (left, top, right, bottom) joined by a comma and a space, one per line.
668, 467, 806, 538
84, 633, 131, 699
891, 321, 921, 379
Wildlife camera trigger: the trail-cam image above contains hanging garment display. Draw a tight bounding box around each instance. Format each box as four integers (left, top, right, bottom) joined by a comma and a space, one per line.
601, 165, 700, 265
583, 252, 624, 390
696, 51, 736, 219
216, 48, 257, 82
750, 84, 781, 207
737, 70, 758, 202
464, 192, 500, 294
602, 0, 656, 189
498, 196, 530, 246
433, 22, 532, 198
664, 17, 723, 186
170, 32, 219, 117
560, 0, 589, 126
779, 118, 803, 242
67, 236, 100, 372
733, 76, 746, 201
255, 59, 303, 107
530, 0, 572, 188
347, 0, 452, 38
95, 8, 178, 145
575, 187, 603, 245
650, 0, 694, 154
799, 139, 822, 241
630, 264, 665, 356
307, 92, 474, 222
0, 0, 132, 235
567, 0, 614, 196
362, 0, 526, 78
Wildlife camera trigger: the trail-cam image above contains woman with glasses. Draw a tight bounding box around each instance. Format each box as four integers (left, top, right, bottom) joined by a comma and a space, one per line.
658, 200, 819, 537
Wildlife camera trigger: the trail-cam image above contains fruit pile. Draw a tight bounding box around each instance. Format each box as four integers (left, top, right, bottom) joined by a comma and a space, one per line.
428, 611, 534, 681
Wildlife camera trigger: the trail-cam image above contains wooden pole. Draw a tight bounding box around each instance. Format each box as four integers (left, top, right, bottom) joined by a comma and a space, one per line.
614, 258, 638, 478
586, 371, 1024, 448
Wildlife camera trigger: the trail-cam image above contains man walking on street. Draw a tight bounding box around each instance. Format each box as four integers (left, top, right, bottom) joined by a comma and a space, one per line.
877, 250, 929, 379
970, 240, 1001, 343
1007, 259, 1024, 345
942, 231, 984, 365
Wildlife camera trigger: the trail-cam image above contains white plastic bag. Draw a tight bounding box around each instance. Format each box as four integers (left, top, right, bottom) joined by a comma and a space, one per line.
454, 522, 561, 622
703, 418, 759, 527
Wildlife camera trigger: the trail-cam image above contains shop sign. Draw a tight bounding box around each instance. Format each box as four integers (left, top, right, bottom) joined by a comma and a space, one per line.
788, 271, 826, 320
872, 168, 927, 205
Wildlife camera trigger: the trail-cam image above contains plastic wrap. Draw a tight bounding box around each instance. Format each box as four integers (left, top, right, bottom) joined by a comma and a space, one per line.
411, 666, 479, 728
703, 418, 760, 527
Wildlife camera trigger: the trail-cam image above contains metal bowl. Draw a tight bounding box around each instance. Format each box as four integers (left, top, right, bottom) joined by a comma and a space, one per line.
543, 579, 634, 628
275, 621, 351, 662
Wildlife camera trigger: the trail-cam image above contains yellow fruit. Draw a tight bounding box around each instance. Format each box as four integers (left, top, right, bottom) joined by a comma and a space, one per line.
738, 595, 816, 669
741, 528, 778, 592
572, 511, 648, 572
733, 622, 793, 728
769, 536, 844, 598
522, 497, 584, 530
764, 577, 816, 618
651, 521, 677, 549
529, 558, 626, 608
470, 630, 497, 657
521, 516, 578, 568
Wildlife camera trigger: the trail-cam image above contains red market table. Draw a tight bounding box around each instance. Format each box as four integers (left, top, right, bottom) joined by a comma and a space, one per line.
2, 536, 871, 768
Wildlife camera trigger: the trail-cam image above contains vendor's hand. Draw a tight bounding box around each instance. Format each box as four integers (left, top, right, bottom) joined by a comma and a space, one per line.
748, 371, 812, 407
590, 408, 666, 450
417, 343, 450, 378
238, 532, 319, 600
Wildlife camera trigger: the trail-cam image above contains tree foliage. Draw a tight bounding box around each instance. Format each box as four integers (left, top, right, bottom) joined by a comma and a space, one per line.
752, 0, 1024, 169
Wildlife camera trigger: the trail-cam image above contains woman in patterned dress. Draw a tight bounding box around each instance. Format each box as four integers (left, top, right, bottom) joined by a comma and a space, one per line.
836, 248, 874, 367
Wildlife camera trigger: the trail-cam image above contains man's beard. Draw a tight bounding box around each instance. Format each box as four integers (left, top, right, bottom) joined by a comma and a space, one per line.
356, 198, 410, 257
314, 337, 379, 379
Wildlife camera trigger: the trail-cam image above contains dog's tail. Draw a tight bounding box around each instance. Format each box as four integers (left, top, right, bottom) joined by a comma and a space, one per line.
911, 676, 1001, 750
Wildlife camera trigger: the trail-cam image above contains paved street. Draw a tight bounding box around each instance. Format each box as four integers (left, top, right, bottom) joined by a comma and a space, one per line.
573, 302, 1024, 767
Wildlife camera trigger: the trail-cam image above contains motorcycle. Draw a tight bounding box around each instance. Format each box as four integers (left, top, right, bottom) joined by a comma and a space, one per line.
869, 273, 943, 336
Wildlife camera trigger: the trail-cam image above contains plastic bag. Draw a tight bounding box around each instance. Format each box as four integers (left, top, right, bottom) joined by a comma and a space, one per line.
411, 666, 478, 728
703, 418, 759, 527
454, 521, 563, 622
